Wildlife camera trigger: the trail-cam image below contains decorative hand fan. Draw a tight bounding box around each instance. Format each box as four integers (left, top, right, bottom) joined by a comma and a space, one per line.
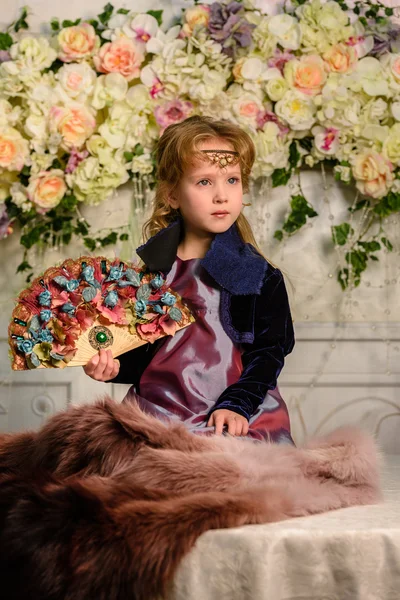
9, 256, 195, 370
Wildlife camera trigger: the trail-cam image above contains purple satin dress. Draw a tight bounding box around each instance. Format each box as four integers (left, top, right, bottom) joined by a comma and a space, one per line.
124, 257, 294, 444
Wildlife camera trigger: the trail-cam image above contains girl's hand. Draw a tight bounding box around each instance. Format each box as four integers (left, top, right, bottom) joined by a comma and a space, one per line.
207, 409, 249, 437
83, 349, 120, 382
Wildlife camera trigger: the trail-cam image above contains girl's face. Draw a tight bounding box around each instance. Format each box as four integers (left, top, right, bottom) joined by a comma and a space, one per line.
168, 138, 243, 237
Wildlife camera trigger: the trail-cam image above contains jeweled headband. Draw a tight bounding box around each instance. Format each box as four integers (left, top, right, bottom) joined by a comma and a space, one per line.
200, 149, 240, 168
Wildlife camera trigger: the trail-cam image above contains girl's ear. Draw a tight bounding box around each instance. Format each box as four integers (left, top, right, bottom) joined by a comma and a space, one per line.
167, 193, 180, 210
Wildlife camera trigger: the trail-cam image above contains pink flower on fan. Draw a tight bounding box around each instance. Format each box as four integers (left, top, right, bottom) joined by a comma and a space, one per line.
154, 100, 194, 133
137, 313, 178, 343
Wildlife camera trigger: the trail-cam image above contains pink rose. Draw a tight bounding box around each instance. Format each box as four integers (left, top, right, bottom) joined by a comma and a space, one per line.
154, 100, 194, 132
93, 38, 144, 82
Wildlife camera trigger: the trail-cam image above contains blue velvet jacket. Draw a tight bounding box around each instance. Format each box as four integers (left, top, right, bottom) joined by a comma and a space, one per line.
112, 218, 295, 421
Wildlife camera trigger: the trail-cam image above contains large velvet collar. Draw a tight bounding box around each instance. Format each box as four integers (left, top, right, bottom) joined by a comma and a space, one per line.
136, 218, 268, 295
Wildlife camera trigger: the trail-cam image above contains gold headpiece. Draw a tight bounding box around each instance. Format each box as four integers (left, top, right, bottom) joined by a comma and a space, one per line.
201, 149, 240, 168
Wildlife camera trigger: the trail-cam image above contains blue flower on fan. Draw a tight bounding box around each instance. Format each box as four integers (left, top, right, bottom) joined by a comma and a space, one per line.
16, 339, 34, 354
151, 274, 164, 289
106, 265, 124, 282
40, 309, 52, 322
105, 290, 119, 308
37, 328, 54, 343
153, 305, 165, 315
66, 279, 79, 292
38, 290, 51, 306
161, 292, 176, 306
135, 299, 147, 316
80, 266, 102, 290
60, 303, 76, 315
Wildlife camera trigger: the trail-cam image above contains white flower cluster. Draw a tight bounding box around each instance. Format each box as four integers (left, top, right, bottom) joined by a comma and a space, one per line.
1, 0, 400, 237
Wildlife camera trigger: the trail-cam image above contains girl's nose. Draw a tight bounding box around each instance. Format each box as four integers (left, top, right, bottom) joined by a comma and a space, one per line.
213, 184, 228, 203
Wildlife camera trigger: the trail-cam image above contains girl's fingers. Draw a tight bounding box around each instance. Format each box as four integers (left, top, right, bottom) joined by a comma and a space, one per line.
214, 414, 225, 435
227, 416, 237, 436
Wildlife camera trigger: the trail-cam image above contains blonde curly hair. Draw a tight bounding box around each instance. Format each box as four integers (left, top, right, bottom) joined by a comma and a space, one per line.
142, 115, 263, 256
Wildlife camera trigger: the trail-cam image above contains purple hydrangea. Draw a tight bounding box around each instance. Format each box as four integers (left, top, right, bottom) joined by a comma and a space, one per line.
0, 204, 13, 240
208, 1, 255, 58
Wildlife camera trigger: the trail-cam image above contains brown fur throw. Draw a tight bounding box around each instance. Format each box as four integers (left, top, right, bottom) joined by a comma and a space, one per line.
0, 397, 383, 600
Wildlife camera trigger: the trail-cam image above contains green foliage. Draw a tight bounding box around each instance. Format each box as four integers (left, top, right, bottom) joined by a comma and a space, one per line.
0, 33, 13, 50
275, 195, 318, 237
331, 222, 354, 246
98, 3, 114, 26
14, 7, 29, 32
147, 10, 163, 26
271, 168, 291, 187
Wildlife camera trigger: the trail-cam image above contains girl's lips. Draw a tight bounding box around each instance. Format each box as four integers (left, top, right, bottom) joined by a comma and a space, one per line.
211, 211, 229, 216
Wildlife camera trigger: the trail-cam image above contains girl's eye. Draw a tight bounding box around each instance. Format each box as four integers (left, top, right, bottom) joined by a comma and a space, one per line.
197, 179, 209, 186
228, 177, 240, 184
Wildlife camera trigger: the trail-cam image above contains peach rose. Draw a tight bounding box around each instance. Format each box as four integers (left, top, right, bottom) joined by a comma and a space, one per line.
182, 5, 210, 37
285, 55, 327, 96
351, 150, 394, 199
93, 38, 144, 82
58, 23, 99, 63
49, 104, 96, 150
324, 43, 357, 73
390, 54, 400, 82
0, 127, 29, 172
27, 169, 67, 212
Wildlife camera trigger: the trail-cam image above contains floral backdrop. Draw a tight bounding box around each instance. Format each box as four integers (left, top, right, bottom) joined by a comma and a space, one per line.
0, 0, 400, 290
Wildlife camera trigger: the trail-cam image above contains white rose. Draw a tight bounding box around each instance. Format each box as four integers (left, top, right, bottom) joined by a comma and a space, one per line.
265, 72, 289, 101
67, 156, 129, 205
252, 122, 290, 178
91, 73, 128, 110
125, 84, 153, 113
130, 153, 153, 175
10, 37, 57, 72
275, 90, 316, 131
383, 124, 400, 166
268, 14, 302, 50
25, 114, 47, 141
333, 164, 351, 182
56, 62, 97, 100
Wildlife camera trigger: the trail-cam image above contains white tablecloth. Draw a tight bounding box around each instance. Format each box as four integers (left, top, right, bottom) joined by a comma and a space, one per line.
169, 455, 400, 600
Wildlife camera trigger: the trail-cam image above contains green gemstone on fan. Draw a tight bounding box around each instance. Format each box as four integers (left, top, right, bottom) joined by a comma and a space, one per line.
96, 331, 108, 343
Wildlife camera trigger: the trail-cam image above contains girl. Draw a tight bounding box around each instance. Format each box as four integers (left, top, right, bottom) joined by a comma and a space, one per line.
84, 115, 295, 444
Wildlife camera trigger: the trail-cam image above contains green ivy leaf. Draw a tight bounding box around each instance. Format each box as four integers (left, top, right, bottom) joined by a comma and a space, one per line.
74, 221, 89, 236
84, 237, 96, 251
271, 168, 291, 188
0, 32, 13, 50
274, 230, 283, 242
288, 141, 300, 170
348, 199, 369, 213
124, 151, 134, 161
62, 18, 81, 28
381, 237, 393, 251
100, 231, 118, 246
331, 223, 353, 246
119, 233, 129, 241
147, 10, 163, 26
50, 18, 60, 31
16, 260, 32, 273
98, 3, 114, 26
117, 8, 130, 14
134, 143, 144, 156
298, 137, 313, 153
14, 7, 29, 32
281, 195, 318, 235
60, 194, 78, 210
